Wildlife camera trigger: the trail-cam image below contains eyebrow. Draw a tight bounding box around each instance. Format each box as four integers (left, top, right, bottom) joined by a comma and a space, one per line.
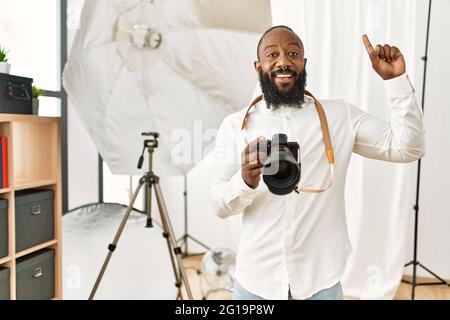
286, 41, 302, 47
262, 44, 277, 52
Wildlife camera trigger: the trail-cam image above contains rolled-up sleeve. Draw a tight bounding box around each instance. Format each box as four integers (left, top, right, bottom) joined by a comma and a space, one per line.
209, 116, 258, 219
351, 73, 425, 162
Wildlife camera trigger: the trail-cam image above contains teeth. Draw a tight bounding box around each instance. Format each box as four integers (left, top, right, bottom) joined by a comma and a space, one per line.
276, 74, 292, 78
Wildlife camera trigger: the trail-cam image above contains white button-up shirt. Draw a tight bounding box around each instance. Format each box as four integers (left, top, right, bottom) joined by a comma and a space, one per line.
209, 73, 425, 300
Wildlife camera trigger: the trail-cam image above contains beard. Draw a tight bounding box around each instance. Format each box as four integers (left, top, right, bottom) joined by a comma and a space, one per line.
258, 68, 307, 109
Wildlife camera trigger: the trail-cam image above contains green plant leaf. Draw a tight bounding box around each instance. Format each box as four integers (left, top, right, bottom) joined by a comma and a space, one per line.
32, 85, 45, 99
0, 45, 9, 62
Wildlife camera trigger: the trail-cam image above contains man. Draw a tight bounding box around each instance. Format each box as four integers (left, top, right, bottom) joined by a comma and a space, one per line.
210, 26, 425, 300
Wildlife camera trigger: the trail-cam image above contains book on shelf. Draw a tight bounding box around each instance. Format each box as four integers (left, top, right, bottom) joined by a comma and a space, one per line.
0, 138, 2, 188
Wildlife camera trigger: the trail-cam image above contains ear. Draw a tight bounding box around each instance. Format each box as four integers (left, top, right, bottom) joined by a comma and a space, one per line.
254, 60, 261, 73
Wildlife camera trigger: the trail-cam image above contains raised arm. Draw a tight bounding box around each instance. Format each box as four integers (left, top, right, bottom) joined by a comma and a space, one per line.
351, 36, 425, 162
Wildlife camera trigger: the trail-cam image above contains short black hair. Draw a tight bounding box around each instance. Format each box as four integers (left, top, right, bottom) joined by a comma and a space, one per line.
256, 25, 302, 60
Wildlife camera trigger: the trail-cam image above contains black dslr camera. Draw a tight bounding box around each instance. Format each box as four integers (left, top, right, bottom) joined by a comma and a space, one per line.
259, 134, 301, 195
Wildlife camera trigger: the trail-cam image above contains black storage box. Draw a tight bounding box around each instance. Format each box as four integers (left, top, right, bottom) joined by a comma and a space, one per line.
16, 248, 54, 300
0, 267, 10, 300
15, 189, 54, 253
0, 73, 33, 115
0, 199, 7, 259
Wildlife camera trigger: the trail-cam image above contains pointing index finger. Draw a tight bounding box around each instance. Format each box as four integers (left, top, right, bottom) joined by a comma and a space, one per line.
362, 34, 375, 55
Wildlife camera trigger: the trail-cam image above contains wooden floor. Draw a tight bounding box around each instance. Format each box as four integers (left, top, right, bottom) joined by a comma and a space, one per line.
395, 276, 450, 300
181, 255, 450, 300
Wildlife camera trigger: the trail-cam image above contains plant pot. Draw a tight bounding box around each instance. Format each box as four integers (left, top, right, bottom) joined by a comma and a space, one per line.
0, 62, 11, 74
32, 98, 39, 115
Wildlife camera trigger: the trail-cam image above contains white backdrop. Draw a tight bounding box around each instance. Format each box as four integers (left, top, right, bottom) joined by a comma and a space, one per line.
65, 0, 450, 299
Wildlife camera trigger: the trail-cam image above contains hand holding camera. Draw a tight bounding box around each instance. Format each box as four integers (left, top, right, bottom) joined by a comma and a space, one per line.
241, 136, 268, 189
241, 134, 301, 195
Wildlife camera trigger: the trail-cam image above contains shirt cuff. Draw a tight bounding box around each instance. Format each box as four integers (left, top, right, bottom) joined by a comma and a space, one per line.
228, 169, 259, 200
384, 73, 415, 98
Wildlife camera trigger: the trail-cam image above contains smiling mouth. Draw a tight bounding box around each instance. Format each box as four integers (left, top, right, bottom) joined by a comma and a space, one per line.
273, 73, 295, 87
275, 74, 293, 78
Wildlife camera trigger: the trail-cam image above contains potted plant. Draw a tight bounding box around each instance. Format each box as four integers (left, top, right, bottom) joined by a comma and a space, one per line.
32, 85, 45, 115
0, 45, 10, 74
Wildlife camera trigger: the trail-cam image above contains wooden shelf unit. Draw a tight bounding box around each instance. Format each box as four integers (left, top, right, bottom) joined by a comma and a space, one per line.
0, 114, 62, 300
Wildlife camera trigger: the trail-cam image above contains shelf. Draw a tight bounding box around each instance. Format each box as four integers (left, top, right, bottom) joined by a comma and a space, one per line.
14, 179, 57, 191
0, 114, 60, 123
13, 120, 59, 183
0, 256, 11, 265
0, 188, 11, 194
15, 240, 58, 259
0, 115, 61, 300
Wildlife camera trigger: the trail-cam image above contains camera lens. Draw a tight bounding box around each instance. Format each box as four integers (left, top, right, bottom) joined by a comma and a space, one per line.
262, 146, 301, 195
273, 160, 293, 180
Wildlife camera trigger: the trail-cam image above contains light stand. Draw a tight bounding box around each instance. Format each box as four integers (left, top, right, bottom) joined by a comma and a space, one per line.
401, 0, 450, 299
177, 174, 210, 257
89, 132, 193, 300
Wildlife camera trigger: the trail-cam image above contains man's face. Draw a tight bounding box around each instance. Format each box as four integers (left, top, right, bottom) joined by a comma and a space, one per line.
255, 28, 306, 94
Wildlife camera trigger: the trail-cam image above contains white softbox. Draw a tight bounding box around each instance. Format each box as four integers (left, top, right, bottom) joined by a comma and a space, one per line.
63, 0, 272, 175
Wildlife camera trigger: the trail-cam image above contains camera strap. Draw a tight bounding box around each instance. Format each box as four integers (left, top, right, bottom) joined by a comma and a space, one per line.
241, 91, 335, 193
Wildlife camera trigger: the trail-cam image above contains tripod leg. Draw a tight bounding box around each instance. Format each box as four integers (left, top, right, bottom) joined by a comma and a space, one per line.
153, 181, 194, 300
417, 263, 450, 286
146, 179, 153, 228
89, 177, 146, 300
412, 261, 417, 300
186, 235, 211, 251
160, 211, 184, 299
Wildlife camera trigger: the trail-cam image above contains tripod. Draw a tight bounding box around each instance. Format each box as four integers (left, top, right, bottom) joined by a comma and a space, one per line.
401, 0, 450, 300
89, 132, 193, 300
